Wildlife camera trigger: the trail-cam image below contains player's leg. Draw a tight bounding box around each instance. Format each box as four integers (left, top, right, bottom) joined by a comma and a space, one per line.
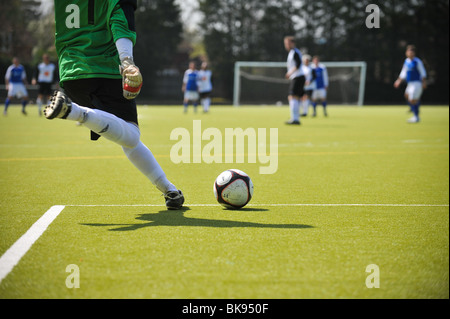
311, 89, 319, 117
122, 141, 176, 192
286, 95, 300, 125
37, 93, 44, 116
192, 92, 199, 113
301, 92, 310, 116
201, 92, 211, 113
183, 97, 189, 113
321, 90, 328, 117
287, 81, 297, 124
45, 80, 184, 209
322, 99, 328, 117
193, 99, 198, 113
286, 77, 304, 125
312, 102, 317, 116
406, 83, 422, 123
44, 90, 141, 147
46, 91, 184, 206
204, 96, 211, 112
4, 95, 12, 115
17, 84, 29, 115
4, 83, 16, 115
44, 94, 52, 116
21, 96, 29, 115
38, 84, 52, 116
408, 98, 420, 123
405, 92, 413, 113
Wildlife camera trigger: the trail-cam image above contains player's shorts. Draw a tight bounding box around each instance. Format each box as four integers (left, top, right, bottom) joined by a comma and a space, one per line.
184, 90, 199, 101
199, 91, 212, 99
288, 76, 305, 97
38, 82, 53, 96
62, 78, 138, 140
405, 82, 423, 101
303, 89, 313, 98
312, 88, 327, 100
7, 83, 28, 99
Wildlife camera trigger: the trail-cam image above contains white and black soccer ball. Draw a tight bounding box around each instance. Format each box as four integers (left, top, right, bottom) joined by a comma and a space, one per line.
214, 169, 254, 209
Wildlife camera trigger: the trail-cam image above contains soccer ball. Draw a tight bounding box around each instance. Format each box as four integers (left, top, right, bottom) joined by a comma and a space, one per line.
214, 169, 254, 209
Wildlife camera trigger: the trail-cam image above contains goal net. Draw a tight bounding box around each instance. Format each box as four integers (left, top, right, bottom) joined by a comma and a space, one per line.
233, 61, 367, 106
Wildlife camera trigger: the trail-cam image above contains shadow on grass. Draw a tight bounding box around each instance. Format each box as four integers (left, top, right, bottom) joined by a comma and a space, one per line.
82, 206, 313, 231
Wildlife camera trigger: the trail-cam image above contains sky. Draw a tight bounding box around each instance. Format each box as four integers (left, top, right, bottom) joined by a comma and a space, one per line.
38, 0, 53, 15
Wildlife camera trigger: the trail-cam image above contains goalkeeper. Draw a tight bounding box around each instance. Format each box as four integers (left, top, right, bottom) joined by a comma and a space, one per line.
45, 0, 184, 209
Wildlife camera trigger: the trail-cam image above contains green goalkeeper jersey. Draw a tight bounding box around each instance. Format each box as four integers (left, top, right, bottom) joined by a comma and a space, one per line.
54, 0, 137, 85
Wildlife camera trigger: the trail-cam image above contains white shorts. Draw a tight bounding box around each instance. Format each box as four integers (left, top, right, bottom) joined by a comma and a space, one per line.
405, 82, 423, 101
184, 90, 199, 101
312, 88, 327, 100
7, 83, 28, 99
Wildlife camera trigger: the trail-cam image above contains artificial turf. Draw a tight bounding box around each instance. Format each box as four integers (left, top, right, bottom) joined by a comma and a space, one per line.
0, 104, 448, 299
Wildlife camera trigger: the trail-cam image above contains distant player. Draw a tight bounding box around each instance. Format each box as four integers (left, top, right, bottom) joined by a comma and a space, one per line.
284, 36, 305, 125
197, 61, 213, 113
32, 54, 58, 116
301, 54, 314, 117
394, 45, 427, 123
182, 61, 199, 113
4, 57, 29, 116
311, 55, 329, 117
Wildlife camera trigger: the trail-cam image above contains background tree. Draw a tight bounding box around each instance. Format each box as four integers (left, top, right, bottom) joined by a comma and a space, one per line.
199, 0, 448, 104
199, 0, 296, 100
1, 0, 448, 104
134, 0, 183, 100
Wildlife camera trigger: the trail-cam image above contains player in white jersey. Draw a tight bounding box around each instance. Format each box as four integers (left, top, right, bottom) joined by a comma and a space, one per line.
4, 57, 29, 115
32, 54, 58, 116
284, 36, 305, 125
301, 54, 314, 117
394, 45, 427, 123
197, 62, 213, 113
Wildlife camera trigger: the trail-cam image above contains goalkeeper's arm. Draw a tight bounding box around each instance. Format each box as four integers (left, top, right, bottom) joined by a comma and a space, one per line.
116, 38, 143, 99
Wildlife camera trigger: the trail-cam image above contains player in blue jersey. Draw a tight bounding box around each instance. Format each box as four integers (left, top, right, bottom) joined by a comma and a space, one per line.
182, 61, 200, 113
4, 57, 29, 116
284, 36, 305, 125
311, 56, 329, 117
394, 45, 427, 123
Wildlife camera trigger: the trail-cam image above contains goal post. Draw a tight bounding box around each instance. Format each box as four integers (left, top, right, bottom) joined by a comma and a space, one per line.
233, 61, 367, 106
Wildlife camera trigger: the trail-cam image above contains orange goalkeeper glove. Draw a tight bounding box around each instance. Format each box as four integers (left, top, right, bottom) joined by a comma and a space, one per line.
120, 57, 143, 99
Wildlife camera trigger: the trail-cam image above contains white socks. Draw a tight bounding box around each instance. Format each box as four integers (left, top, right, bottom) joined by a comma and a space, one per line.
302, 98, 310, 115
67, 101, 177, 194
202, 98, 211, 112
123, 142, 177, 193
289, 98, 300, 121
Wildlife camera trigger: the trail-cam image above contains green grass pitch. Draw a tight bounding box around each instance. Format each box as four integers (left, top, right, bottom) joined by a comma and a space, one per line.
0, 103, 448, 299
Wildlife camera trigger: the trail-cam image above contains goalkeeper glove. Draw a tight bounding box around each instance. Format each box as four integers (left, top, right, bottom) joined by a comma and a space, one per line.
120, 57, 143, 99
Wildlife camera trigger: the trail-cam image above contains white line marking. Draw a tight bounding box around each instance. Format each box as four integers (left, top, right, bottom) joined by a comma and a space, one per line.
66, 203, 449, 207
0, 205, 66, 284
0, 202, 447, 284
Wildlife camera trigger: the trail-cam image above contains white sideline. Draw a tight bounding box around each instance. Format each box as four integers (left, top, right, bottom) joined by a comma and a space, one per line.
0, 205, 66, 284
67, 203, 449, 207
0, 202, 448, 284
